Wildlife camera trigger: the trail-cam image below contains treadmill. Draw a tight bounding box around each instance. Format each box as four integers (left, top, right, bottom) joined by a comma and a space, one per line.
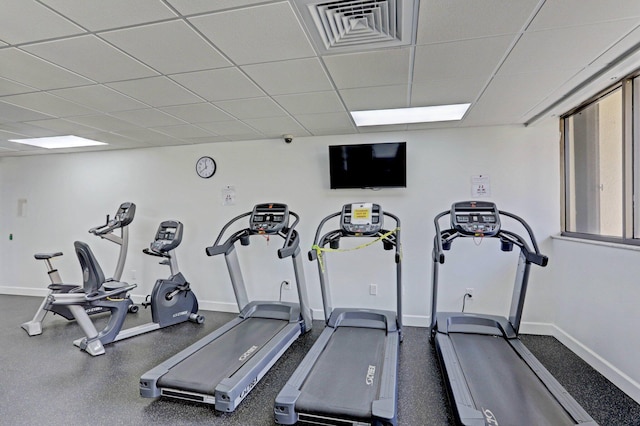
275, 202, 402, 426
430, 201, 597, 426
140, 203, 312, 412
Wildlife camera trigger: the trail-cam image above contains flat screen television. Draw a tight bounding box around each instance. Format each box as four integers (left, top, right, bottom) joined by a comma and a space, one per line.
329, 142, 406, 189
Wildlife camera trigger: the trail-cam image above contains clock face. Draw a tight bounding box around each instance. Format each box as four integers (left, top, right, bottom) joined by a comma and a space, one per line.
196, 156, 216, 178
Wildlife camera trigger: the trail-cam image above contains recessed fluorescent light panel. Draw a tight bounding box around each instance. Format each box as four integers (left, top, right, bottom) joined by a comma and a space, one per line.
351, 103, 471, 126
9, 135, 107, 149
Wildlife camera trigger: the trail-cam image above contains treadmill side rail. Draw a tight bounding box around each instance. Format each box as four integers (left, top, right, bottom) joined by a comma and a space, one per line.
371, 331, 400, 424
509, 339, 599, 425
275, 327, 334, 424
215, 323, 301, 412
140, 317, 244, 398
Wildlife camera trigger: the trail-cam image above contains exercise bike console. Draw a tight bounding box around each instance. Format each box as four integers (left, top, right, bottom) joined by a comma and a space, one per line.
451, 200, 500, 237
146, 220, 183, 256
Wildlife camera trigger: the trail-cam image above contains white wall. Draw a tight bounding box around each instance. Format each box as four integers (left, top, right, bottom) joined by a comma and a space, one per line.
7, 120, 640, 403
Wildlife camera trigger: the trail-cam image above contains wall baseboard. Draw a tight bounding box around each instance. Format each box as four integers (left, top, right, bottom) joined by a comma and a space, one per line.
551, 324, 640, 404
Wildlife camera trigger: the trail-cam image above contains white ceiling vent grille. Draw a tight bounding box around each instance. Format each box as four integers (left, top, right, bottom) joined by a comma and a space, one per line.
294, 0, 418, 53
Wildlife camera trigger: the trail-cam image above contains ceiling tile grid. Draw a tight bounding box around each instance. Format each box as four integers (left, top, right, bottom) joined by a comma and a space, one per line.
0, 0, 640, 155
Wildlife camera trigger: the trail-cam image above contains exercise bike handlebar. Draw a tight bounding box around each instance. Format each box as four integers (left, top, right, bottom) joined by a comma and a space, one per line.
142, 248, 169, 258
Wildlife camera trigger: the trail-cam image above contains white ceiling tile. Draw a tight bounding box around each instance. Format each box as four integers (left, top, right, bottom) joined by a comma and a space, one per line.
170, 68, 263, 101
160, 103, 235, 123
411, 78, 483, 107
2, 93, 97, 118
0, 122, 59, 138
66, 115, 141, 132
323, 48, 411, 89
25, 118, 100, 134
0, 49, 93, 90
109, 108, 186, 127
115, 128, 182, 145
215, 97, 287, 119
189, 2, 315, 65
0, 77, 36, 96
465, 70, 576, 125
530, 0, 640, 31
414, 36, 513, 82
41, 0, 177, 31
0, 101, 54, 122
101, 21, 231, 74
198, 121, 262, 137
242, 116, 310, 137
107, 76, 203, 107
274, 92, 344, 115
340, 85, 409, 110
500, 20, 640, 75
51, 85, 148, 112
293, 112, 356, 134
167, 0, 268, 15
23, 35, 157, 83
242, 58, 333, 95
184, 136, 231, 144
0, 0, 84, 44
417, 0, 539, 44
151, 124, 214, 138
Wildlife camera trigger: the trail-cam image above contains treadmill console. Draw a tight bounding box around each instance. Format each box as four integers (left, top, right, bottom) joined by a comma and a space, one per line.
341, 203, 383, 235
150, 220, 183, 253
250, 203, 289, 234
451, 201, 500, 237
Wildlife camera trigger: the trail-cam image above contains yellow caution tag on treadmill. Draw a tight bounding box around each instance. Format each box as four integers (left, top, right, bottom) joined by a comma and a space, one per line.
352, 204, 372, 223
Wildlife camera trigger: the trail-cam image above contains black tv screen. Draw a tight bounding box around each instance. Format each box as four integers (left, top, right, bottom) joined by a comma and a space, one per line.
329, 142, 406, 189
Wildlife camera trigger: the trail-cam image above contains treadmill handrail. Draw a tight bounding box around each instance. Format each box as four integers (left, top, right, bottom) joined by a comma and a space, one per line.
206, 210, 301, 259
432, 209, 547, 266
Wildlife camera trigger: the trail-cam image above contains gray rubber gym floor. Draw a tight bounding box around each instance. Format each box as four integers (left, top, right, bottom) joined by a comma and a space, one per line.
2, 294, 639, 425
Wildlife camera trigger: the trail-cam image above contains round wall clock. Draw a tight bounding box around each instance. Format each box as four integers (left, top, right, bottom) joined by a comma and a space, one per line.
196, 156, 216, 179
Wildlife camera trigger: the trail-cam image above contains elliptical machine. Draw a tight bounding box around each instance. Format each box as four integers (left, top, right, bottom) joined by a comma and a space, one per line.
57, 220, 203, 356
21, 202, 138, 336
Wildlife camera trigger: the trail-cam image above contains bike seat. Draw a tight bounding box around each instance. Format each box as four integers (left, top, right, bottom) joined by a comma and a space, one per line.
35, 252, 63, 260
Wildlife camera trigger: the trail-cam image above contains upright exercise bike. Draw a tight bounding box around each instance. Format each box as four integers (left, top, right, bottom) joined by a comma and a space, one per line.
21, 202, 137, 336
53, 220, 204, 356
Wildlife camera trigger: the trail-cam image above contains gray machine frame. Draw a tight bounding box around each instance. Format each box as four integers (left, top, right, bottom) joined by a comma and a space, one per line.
21, 202, 137, 336
430, 201, 597, 426
275, 202, 402, 426
140, 203, 312, 413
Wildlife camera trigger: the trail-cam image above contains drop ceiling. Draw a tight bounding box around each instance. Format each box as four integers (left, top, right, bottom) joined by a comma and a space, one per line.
1, 0, 640, 156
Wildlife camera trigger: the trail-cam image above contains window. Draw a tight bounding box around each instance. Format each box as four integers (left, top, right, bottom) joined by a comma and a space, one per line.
562, 76, 637, 244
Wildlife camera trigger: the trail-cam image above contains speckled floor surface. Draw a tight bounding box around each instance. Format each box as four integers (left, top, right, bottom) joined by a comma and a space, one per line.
2, 294, 639, 425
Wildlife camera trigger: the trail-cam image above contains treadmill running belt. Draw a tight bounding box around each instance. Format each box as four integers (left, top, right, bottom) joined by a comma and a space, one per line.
296, 327, 386, 420
157, 318, 287, 394
450, 333, 575, 426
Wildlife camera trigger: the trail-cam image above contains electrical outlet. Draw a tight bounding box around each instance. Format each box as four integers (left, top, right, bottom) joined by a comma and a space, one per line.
369, 284, 377, 296
283, 280, 291, 290
131, 270, 136, 280
465, 287, 474, 297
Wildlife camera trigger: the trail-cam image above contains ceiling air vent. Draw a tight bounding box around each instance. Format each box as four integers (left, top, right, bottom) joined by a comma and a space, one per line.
294, 0, 418, 53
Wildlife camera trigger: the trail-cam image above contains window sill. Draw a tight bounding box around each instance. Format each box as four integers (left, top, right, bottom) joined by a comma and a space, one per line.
551, 234, 640, 252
